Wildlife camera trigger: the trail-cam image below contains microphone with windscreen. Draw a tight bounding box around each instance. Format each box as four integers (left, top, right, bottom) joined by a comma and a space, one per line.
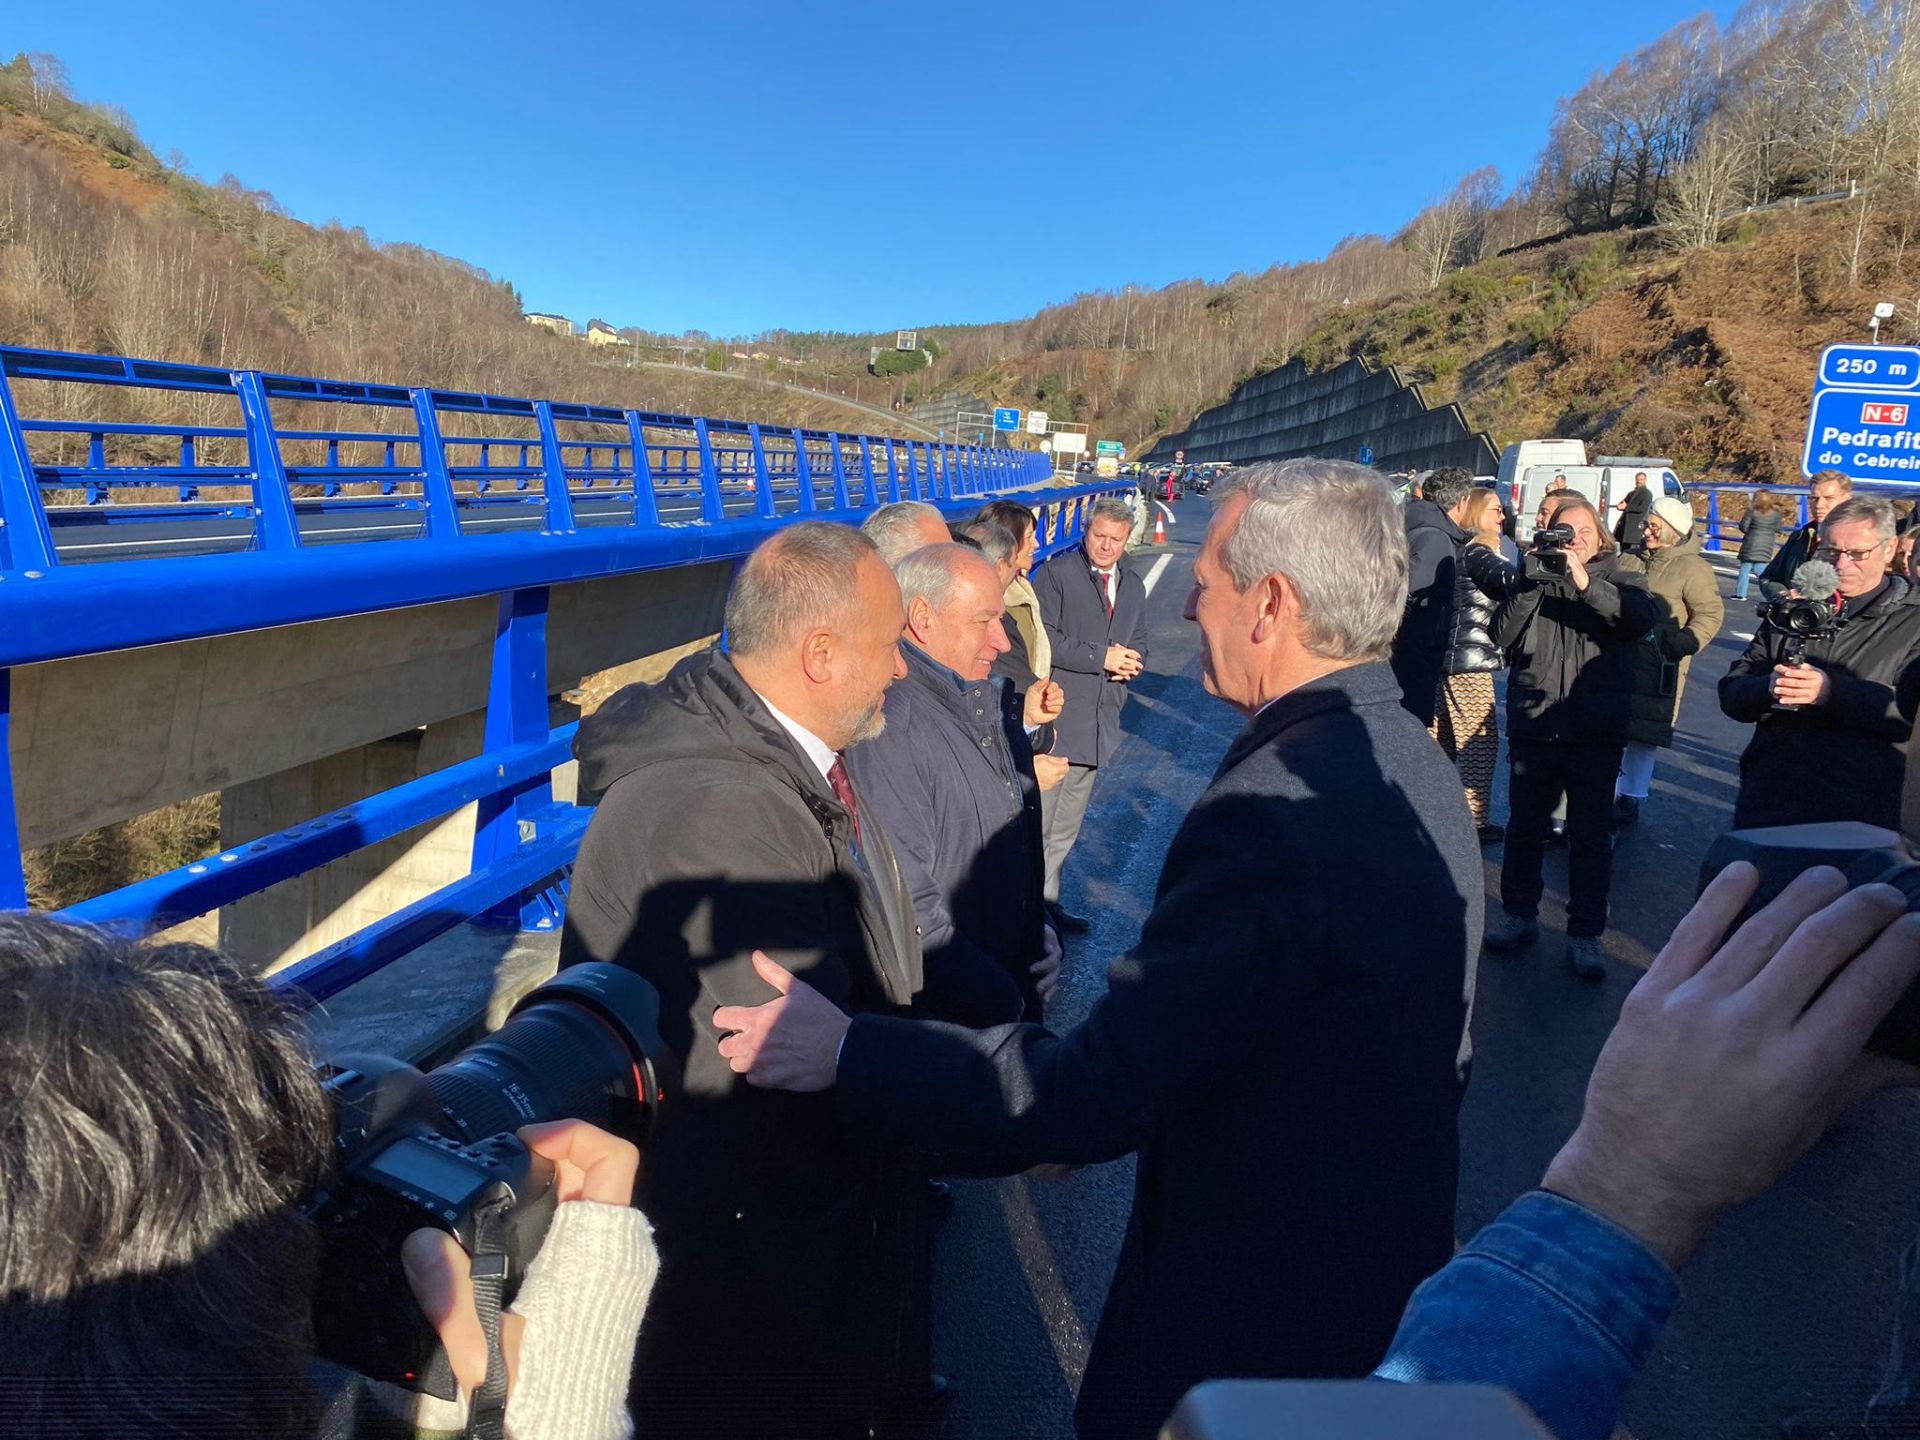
1763, 559, 1841, 710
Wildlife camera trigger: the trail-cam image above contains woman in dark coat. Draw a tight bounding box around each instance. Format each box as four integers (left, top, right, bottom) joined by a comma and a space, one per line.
1433, 488, 1518, 841
1735, 490, 1785, 600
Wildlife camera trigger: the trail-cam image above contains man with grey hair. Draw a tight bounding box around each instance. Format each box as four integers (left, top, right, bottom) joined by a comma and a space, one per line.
862, 499, 948, 565
560, 520, 931, 1438
713, 461, 1483, 1440
1722, 493, 1920, 832
1033, 493, 1150, 932
846, 543, 1065, 1027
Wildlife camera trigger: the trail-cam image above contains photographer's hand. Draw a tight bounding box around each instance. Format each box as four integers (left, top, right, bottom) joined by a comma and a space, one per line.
1770, 663, 1829, 707
402, 1120, 641, 1396
1542, 863, 1920, 1270
1565, 552, 1591, 593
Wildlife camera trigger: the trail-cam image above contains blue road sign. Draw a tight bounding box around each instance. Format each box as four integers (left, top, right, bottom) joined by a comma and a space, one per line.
1357, 444, 1375, 466
1804, 344, 1920, 483
993, 407, 1021, 431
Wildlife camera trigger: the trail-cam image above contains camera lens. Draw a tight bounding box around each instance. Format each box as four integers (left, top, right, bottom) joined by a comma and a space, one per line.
425, 963, 671, 1144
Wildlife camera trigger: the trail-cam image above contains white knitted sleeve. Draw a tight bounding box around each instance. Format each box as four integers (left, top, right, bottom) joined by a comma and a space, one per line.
504, 1201, 659, 1440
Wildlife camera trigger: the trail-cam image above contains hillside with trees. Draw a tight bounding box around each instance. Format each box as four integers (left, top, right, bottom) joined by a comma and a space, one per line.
0, 53, 918, 442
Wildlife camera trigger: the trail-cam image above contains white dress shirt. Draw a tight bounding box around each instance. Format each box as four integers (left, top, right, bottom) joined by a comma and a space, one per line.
756, 692, 837, 786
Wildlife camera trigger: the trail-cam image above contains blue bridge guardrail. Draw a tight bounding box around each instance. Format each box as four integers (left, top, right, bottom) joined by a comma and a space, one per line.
0, 344, 1134, 1003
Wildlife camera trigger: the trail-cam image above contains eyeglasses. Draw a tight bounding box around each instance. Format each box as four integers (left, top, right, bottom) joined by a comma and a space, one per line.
1814, 544, 1888, 564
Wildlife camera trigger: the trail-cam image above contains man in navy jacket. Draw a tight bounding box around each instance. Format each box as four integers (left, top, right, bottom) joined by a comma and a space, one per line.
1032, 496, 1150, 930
715, 461, 1482, 1440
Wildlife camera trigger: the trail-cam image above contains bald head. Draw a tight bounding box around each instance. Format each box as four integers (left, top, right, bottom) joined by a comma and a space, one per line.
726, 522, 879, 657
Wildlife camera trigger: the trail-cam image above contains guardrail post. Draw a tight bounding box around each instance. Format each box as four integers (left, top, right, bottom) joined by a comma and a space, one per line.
232, 371, 304, 553
1705, 490, 1721, 552
936, 443, 951, 498
0, 668, 23, 910
747, 423, 778, 518
884, 438, 903, 503
692, 417, 726, 522
532, 400, 580, 534
791, 428, 818, 514
622, 411, 661, 526
827, 433, 852, 510
909, 441, 927, 500
0, 368, 55, 573
473, 585, 560, 930
857, 436, 879, 507
408, 388, 464, 541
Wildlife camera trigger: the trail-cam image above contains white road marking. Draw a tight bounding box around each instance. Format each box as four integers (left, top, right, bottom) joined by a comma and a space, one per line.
1142, 553, 1172, 596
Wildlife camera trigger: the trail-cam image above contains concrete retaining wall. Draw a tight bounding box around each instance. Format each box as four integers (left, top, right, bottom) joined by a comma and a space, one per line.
1145, 358, 1499, 474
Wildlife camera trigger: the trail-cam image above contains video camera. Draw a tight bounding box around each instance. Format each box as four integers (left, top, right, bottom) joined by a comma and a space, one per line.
1523, 523, 1576, 583
1700, 731, 1920, 1068
307, 963, 672, 1399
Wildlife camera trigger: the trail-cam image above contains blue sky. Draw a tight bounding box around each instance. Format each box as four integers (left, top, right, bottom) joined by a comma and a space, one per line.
15, 1, 1730, 337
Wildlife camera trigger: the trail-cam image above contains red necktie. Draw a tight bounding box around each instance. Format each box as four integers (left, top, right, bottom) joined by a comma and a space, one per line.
1097, 568, 1113, 617
827, 756, 862, 846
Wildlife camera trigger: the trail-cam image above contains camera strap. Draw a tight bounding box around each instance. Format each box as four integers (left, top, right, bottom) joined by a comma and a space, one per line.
465, 1196, 513, 1440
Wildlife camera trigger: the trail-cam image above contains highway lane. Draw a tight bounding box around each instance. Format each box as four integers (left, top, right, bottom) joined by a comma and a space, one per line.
934, 501, 1920, 1439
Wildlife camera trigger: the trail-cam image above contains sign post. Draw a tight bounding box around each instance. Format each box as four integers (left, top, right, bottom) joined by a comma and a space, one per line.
1803, 343, 1920, 484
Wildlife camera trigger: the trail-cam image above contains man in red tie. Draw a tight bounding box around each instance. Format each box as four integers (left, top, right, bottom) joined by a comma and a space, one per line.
560, 521, 932, 1439
1031, 496, 1150, 933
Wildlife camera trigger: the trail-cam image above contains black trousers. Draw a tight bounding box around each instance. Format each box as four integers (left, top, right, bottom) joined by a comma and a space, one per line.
1501, 738, 1625, 938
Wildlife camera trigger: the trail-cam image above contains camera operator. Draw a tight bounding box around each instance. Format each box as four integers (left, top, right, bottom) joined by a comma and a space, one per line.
1720, 495, 1920, 834
1484, 495, 1659, 978
0, 914, 655, 1440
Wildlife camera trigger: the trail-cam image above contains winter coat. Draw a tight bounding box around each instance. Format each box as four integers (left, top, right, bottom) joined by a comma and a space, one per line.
1033, 546, 1150, 767
1444, 541, 1521, 676
1719, 577, 1920, 832
1494, 552, 1660, 745
1737, 506, 1786, 564
1617, 533, 1726, 748
1757, 521, 1820, 604
834, 662, 1481, 1440
1392, 498, 1469, 723
1612, 484, 1654, 545
846, 640, 1048, 1027
559, 647, 925, 1437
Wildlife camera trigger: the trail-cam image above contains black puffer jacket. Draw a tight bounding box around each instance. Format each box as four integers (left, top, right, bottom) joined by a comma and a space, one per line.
1444, 542, 1520, 675
1493, 553, 1660, 744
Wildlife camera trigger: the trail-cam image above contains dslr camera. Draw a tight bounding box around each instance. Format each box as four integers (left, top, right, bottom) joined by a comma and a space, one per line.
1761, 592, 1838, 647
1524, 523, 1576, 583
306, 963, 671, 1399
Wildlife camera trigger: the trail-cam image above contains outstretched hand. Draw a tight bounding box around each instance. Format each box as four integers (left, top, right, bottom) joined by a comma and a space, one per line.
714, 952, 850, 1092
1543, 863, 1920, 1269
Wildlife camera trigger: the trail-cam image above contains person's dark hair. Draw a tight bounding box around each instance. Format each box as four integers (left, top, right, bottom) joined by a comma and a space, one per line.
1544, 493, 1618, 555
975, 499, 1037, 545
1422, 467, 1473, 512
0, 914, 334, 1438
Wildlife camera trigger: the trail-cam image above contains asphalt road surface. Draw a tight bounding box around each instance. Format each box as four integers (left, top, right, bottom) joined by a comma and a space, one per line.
931, 493, 1920, 1440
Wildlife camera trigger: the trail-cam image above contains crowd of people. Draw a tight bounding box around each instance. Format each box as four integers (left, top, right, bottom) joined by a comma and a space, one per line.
5, 462, 1920, 1440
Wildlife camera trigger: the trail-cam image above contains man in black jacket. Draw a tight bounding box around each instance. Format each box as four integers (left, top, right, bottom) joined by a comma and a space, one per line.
847, 543, 1063, 1025
560, 522, 926, 1439
1033, 496, 1150, 931
1721, 495, 1920, 832
1391, 466, 1475, 726
714, 460, 1482, 1440
1756, 470, 1852, 606
1484, 496, 1658, 978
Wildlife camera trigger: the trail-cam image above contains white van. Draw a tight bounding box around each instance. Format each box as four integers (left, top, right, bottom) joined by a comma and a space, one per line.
1497, 440, 1587, 536
1502, 442, 1688, 542
1515, 465, 1606, 541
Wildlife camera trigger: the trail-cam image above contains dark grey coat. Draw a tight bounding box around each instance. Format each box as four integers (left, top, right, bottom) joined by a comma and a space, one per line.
846, 640, 1047, 1027
559, 647, 925, 1437
1720, 577, 1920, 831
1393, 498, 1470, 721
1033, 546, 1150, 767
835, 662, 1482, 1440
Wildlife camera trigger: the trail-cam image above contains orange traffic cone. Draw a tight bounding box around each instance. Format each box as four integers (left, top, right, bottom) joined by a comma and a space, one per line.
1152, 511, 1167, 545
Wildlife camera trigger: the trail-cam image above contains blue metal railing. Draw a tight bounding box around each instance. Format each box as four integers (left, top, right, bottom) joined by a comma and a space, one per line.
0, 345, 1128, 1004
1694, 483, 1812, 555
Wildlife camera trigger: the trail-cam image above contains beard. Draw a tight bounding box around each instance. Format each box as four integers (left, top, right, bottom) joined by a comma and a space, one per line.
842, 695, 888, 747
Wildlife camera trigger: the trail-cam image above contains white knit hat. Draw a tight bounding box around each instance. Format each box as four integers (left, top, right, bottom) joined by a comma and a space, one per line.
1651, 495, 1694, 538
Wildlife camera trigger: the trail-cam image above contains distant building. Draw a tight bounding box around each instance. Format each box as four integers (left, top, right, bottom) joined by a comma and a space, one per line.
586, 319, 631, 348
525, 313, 574, 337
